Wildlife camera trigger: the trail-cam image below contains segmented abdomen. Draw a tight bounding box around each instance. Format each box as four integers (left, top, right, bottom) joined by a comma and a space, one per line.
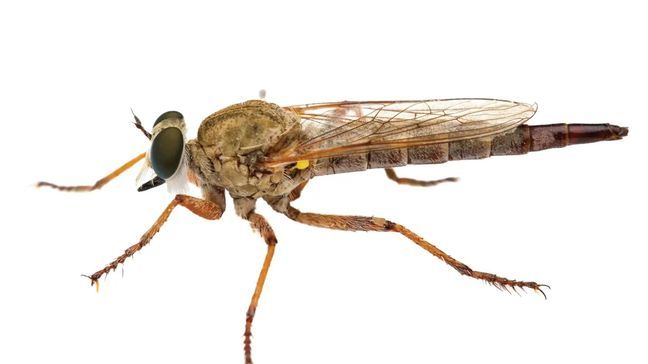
311, 123, 627, 176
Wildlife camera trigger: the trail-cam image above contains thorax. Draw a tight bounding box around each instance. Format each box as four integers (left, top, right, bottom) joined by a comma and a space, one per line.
186, 100, 310, 198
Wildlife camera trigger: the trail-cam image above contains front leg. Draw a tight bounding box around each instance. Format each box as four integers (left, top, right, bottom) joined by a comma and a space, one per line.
86, 193, 224, 288
270, 200, 548, 297
38, 153, 146, 192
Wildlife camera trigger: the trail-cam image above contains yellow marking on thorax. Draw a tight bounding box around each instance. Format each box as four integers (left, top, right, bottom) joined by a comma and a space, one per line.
295, 160, 310, 170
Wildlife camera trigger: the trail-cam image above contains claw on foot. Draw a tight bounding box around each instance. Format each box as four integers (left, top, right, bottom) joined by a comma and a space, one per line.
534, 284, 551, 300
477, 272, 549, 300
82, 274, 100, 293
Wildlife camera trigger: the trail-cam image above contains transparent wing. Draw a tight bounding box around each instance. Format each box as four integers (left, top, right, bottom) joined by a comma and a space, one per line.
264, 98, 537, 166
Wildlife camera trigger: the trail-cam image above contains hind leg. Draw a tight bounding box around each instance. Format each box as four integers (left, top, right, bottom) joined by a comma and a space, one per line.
273, 202, 548, 297
385, 168, 458, 187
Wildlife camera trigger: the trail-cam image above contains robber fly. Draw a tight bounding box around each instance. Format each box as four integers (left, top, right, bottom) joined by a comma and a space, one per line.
38, 98, 628, 364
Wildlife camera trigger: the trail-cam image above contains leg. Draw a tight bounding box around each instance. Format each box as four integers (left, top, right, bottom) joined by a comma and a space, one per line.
279, 204, 548, 297
37, 152, 146, 192
242, 212, 277, 364
85, 194, 223, 286
385, 168, 458, 187
38, 114, 151, 192
288, 180, 309, 201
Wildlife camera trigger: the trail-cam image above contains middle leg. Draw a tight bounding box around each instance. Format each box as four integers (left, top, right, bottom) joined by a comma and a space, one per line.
234, 198, 278, 364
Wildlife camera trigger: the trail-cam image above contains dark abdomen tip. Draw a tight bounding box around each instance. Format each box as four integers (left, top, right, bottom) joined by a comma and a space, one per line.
568, 123, 629, 145
615, 125, 629, 137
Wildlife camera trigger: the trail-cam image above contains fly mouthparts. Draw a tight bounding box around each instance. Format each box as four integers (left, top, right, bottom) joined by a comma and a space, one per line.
138, 176, 166, 192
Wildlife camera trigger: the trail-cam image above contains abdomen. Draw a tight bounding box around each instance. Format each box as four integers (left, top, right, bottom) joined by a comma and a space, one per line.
311, 123, 628, 176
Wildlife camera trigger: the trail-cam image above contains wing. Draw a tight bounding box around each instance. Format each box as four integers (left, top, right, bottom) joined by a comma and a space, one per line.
263, 98, 537, 167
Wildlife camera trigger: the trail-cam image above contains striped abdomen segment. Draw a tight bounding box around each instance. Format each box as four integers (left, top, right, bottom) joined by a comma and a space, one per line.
311, 123, 628, 176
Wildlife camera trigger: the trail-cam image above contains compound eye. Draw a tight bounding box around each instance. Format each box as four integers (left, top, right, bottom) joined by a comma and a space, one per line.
150, 127, 184, 179
154, 111, 184, 127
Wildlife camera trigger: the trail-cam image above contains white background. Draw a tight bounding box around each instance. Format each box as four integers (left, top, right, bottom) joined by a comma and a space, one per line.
1, 1, 646, 364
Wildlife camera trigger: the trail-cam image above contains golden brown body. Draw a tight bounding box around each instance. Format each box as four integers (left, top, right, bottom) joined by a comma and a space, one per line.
37, 98, 628, 364
187, 100, 311, 203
